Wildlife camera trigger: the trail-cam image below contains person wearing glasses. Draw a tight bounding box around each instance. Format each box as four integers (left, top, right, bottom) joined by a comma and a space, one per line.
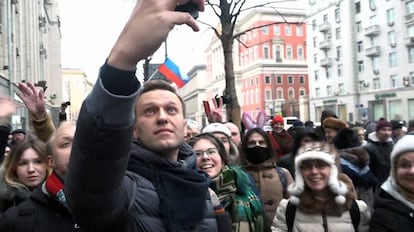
188, 133, 267, 231
202, 123, 240, 164
272, 142, 370, 232
370, 135, 414, 232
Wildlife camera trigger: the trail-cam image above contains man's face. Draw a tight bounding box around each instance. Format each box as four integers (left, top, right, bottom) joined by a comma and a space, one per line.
134, 90, 186, 158
49, 123, 76, 178
272, 122, 284, 133
12, 133, 25, 143
377, 127, 392, 142
225, 122, 241, 146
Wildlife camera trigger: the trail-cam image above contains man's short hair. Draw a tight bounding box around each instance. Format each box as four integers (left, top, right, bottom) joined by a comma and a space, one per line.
135, 80, 186, 116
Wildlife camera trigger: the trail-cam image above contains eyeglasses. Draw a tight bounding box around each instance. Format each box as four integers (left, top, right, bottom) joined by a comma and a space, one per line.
300, 160, 330, 171
195, 148, 219, 157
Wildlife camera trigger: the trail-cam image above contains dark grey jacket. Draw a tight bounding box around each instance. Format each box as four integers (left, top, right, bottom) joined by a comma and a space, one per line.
65, 64, 219, 232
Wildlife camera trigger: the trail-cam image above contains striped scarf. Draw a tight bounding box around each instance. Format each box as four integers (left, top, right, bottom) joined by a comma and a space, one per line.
211, 165, 264, 232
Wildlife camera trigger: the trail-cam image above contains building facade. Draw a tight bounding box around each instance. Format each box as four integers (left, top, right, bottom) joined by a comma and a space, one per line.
0, 0, 62, 129
307, 0, 414, 123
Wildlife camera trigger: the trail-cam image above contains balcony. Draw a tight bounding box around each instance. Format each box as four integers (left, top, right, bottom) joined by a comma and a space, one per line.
319, 40, 331, 50
319, 22, 331, 33
364, 25, 380, 37
365, 46, 381, 57
405, 37, 414, 47
406, 13, 414, 24
320, 58, 332, 67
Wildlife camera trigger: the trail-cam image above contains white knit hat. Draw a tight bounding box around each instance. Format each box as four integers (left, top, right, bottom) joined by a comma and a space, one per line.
390, 135, 414, 183
288, 142, 349, 205
202, 123, 231, 137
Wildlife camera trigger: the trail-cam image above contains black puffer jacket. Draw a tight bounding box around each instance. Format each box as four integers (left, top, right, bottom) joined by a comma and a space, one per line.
0, 184, 82, 232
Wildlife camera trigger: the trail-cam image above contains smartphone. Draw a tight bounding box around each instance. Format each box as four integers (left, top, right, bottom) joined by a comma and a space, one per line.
175, 2, 199, 19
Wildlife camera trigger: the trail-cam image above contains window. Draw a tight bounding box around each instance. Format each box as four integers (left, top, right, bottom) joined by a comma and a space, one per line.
409, 47, 414, 63
327, 85, 333, 96
338, 83, 344, 94
410, 71, 414, 84
312, 20, 317, 31
250, 78, 254, 86
256, 77, 259, 85
264, 46, 269, 59
286, 47, 292, 59
288, 76, 294, 84
277, 75, 283, 84
314, 70, 319, 81
390, 74, 398, 88
389, 52, 397, 67
275, 45, 282, 62
337, 64, 343, 77
262, 26, 269, 34
299, 88, 306, 96
323, 14, 328, 22
288, 88, 294, 99
285, 25, 291, 35
313, 37, 317, 48
326, 67, 331, 79
407, 1, 414, 14
370, 15, 378, 25
336, 46, 342, 59
356, 21, 362, 33
313, 54, 318, 64
358, 60, 364, 72
357, 41, 363, 53
299, 75, 305, 84
359, 81, 366, 92
370, 0, 377, 11
335, 27, 341, 39
277, 88, 283, 99
256, 89, 259, 103
274, 25, 280, 35
387, 8, 395, 26
315, 87, 320, 97
373, 57, 380, 70
409, 25, 414, 37
265, 75, 270, 84
265, 89, 272, 100
373, 78, 380, 89
335, 8, 341, 23
296, 25, 303, 36
298, 46, 304, 60
388, 31, 396, 46
355, 2, 361, 14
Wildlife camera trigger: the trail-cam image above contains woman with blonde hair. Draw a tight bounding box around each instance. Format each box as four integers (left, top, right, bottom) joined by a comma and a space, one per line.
0, 135, 50, 213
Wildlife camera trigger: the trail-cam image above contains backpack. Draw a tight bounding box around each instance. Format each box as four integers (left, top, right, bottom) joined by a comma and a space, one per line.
275, 166, 288, 199
285, 199, 360, 232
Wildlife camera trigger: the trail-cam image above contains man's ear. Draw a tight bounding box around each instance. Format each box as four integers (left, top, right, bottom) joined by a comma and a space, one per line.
47, 155, 54, 168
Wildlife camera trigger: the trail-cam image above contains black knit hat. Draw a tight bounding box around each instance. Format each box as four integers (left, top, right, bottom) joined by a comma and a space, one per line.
333, 128, 361, 149
11, 129, 25, 135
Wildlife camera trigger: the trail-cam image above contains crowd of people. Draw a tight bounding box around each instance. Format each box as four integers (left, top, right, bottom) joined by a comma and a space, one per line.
0, 0, 414, 231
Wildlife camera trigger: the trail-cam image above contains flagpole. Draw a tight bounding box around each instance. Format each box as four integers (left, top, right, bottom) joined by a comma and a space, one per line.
148, 69, 159, 81
165, 39, 168, 59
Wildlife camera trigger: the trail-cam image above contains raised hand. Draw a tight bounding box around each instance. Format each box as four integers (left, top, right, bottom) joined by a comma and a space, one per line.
107, 0, 204, 70
16, 82, 47, 120
204, 97, 224, 123
0, 95, 16, 119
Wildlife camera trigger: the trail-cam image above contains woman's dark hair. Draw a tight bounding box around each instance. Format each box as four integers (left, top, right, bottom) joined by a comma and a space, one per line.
187, 133, 229, 165
240, 127, 277, 164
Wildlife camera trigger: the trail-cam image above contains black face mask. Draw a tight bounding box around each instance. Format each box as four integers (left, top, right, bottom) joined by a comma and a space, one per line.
245, 146, 270, 164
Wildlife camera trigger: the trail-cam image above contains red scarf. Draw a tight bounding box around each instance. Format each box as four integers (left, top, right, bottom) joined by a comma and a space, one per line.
45, 172, 66, 206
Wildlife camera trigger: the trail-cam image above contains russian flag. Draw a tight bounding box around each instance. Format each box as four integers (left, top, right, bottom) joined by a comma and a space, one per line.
158, 58, 189, 88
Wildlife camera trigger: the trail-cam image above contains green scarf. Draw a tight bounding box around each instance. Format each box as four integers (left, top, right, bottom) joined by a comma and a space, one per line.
211, 165, 264, 232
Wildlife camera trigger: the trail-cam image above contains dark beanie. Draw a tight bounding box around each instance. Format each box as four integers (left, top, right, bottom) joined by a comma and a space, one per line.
390, 120, 403, 130
376, 119, 392, 131
11, 129, 25, 135
333, 128, 361, 149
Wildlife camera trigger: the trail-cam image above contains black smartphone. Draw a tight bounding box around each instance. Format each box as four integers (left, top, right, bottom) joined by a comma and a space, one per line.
175, 2, 199, 19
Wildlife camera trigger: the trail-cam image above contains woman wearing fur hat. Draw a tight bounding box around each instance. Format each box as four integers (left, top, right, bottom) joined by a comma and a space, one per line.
272, 142, 371, 232
322, 117, 348, 143
369, 135, 414, 232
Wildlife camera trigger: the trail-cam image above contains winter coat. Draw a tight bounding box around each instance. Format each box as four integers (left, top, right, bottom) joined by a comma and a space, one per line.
272, 198, 370, 232
0, 184, 82, 232
339, 146, 377, 210
363, 132, 394, 185
30, 113, 56, 143
272, 174, 371, 232
243, 161, 293, 223
0, 124, 10, 164
65, 63, 221, 232
369, 180, 414, 232
0, 166, 31, 215
268, 130, 294, 159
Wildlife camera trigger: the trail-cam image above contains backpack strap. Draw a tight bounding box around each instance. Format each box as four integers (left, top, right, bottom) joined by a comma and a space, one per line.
285, 200, 296, 232
275, 166, 287, 198
350, 200, 360, 232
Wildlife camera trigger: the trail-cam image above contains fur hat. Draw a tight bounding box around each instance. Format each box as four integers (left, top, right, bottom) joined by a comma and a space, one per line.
322, 117, 348, 132
202, 123, 231, 137
333, 128, 361, 149
271, 115, 284, 126
376, 119, 392, 132
288, 142, 349, 206
390, 135, 414, 183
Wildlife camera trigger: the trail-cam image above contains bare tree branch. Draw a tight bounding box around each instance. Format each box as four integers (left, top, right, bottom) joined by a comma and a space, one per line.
231, 0, 248, 34
235, 37, 248, 48
206, 0, 222, 18
198, 20, 222, 39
